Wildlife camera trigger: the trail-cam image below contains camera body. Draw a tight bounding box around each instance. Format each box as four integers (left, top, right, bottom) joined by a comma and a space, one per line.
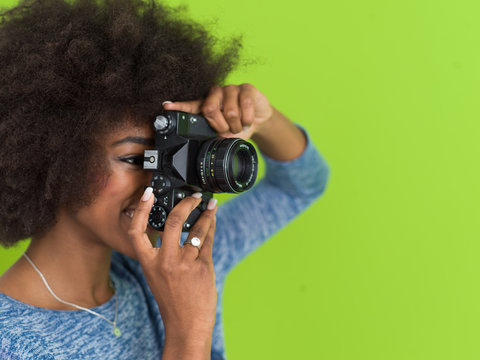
144, 110, 258, 232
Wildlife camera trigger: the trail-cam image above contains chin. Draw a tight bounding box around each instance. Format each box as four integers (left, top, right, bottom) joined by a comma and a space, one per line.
116, 230, 162, 261
114, 208, 162, 260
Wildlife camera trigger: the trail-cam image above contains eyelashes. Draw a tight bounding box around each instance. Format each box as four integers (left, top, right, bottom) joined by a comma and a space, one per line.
119, 155, 144, 167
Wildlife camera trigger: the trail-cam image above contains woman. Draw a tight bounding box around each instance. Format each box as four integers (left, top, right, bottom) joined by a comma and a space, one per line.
0, 0, 329, 359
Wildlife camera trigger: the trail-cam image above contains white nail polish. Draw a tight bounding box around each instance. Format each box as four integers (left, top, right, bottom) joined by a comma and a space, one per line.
192, 192, 203, 199
162, 101, 173, 106
243, 126, 250, 132
142, 187, 153, 201
207, 198, 217, 210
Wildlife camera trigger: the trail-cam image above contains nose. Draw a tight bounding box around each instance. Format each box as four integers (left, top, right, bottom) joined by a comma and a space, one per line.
141, 169, 153, 189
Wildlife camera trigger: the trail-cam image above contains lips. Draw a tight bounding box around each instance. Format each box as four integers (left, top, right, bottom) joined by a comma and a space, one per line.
123, 208, 158, 234
123, 208, 135, 219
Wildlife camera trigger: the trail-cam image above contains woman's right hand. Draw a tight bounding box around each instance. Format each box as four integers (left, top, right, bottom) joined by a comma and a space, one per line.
128, 188, 218, 359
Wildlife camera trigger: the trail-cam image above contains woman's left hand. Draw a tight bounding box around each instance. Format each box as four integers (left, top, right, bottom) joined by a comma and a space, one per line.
162, 84, 274, 140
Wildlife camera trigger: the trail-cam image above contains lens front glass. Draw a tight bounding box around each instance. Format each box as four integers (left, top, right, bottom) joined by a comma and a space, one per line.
232, 154, 240, 178
230, 145, 253, 186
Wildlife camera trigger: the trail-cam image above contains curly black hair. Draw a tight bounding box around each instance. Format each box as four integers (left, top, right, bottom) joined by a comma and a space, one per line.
0, 0, 241, 247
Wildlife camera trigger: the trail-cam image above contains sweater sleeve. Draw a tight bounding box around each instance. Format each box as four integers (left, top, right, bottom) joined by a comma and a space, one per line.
211, 127, 330, 276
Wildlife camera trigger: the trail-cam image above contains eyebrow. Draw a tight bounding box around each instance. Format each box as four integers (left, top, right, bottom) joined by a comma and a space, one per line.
112, 136, 155, 147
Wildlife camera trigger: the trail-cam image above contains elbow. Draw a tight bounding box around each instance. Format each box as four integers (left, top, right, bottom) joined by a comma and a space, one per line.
286, 154, 330, 201
307, 156, 330, 200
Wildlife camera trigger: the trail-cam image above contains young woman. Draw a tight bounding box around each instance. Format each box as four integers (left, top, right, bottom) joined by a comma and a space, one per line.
0, 0, 329, 359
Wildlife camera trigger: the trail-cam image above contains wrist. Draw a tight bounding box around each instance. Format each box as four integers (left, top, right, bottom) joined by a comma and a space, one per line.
163, 327, 213, 360
251, 108, 307, 161
252, 106, 280, 141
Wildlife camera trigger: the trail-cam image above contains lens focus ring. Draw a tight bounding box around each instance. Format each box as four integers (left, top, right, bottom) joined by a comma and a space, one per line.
197, 138, 258, 193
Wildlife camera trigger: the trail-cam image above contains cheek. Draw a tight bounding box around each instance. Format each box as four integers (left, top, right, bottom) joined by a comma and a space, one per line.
101, 176, 131, 198
96, 168, 138, 200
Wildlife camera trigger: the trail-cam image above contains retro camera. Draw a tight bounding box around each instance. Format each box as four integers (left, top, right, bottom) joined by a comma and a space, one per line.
143, 110, 258, 231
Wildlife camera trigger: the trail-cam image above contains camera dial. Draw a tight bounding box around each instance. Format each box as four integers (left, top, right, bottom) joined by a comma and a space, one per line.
149, 205, 167, 229
154, 115, 171, 134
152, 174, 171, 196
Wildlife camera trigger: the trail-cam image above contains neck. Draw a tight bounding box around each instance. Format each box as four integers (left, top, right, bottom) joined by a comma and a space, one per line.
23, 213, 114, 309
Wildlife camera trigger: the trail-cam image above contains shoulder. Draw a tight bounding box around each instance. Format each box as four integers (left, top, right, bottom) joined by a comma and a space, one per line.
0, 296, 55, 359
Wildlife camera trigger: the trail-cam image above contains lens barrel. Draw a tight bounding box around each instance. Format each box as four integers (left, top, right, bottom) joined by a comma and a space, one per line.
197, 138, 258, 193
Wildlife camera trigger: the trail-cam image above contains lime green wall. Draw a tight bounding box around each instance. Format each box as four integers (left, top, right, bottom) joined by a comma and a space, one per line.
1, 0, 479, 359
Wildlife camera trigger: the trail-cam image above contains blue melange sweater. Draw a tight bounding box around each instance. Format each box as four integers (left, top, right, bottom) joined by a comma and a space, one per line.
0, 132, 329, 360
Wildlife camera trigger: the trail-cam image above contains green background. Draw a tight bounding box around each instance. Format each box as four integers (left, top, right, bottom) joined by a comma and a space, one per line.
1, 0, 479, 359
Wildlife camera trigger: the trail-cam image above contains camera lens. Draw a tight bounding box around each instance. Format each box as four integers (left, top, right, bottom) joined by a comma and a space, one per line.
232, 154, 241, 178
197, 138, 258, 193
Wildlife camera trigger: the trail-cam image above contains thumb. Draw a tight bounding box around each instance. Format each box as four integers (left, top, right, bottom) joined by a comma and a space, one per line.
128, 187, 156, 259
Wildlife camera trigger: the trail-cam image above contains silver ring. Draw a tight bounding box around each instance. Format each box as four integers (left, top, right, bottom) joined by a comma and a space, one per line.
184, 237, 201, 251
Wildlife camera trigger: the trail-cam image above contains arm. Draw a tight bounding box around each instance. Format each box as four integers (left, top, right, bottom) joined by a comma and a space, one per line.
214, 126, 329, 270
252, 106, 307, 161
164, 84, 330, 273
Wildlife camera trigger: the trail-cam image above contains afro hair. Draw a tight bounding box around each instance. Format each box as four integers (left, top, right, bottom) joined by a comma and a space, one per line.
0, 0, 241, 246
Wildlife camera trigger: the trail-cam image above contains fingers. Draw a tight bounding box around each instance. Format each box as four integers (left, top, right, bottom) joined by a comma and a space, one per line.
198, 212, 216, 263
238, 83, 256, 128
222, 85, 242, 134
162, 99, 202, 114
201, 86, 230, 133
160, 194, 203, 254
128, 187, 156, 260
182, 199, 218, 262
164, 84, 263, 137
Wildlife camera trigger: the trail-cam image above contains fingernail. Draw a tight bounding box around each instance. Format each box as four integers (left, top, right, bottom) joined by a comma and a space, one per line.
243, 126, 250, 132
142, 187, 153, 201
192, 192, 203, 199
162, 101, 173, 106
207, 198, 217, 210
